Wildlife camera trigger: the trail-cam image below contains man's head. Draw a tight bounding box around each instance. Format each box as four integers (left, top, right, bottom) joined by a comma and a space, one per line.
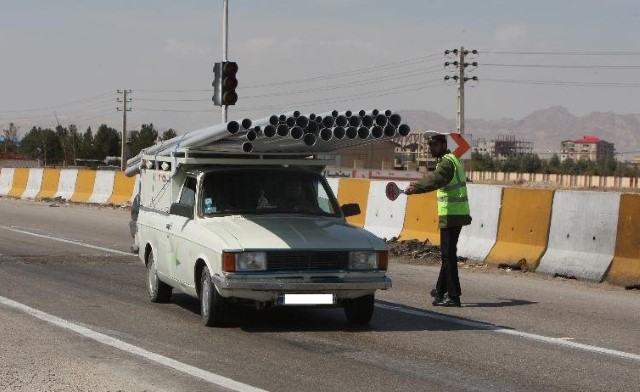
426, 134, 447, 158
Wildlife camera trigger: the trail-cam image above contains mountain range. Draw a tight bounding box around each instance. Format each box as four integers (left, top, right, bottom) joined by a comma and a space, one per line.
398, 106, 640, 158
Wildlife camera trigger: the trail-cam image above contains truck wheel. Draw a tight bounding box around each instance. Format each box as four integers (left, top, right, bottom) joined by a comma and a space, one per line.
344, 294, 375, 325
147, 249, 172, 303
200, 266, 226, 327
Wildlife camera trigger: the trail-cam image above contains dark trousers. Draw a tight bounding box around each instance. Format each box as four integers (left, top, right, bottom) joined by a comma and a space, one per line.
436, 226, 462, 298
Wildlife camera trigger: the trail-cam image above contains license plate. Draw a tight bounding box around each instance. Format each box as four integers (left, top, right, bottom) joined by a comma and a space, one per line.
277, 294, 335, 306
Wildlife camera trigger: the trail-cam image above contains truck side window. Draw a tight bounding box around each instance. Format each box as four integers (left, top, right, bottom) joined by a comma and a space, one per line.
179, 177, 197, 208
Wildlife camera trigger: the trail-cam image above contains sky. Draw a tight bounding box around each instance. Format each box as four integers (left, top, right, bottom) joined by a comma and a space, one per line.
1, 0, 639, 137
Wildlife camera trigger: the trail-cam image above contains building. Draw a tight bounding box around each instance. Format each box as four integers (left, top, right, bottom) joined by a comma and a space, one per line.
473, 134, 533, 160
560, 135, 614, 162
334, 140, 398, 170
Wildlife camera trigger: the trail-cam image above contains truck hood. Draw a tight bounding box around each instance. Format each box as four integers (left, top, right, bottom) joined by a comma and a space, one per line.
199, 215, 384, 251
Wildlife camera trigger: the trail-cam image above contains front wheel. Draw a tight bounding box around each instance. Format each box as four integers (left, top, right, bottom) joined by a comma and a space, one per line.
344, 294, 375, 325
200, 266, 227, 327
147, 249, 172, 303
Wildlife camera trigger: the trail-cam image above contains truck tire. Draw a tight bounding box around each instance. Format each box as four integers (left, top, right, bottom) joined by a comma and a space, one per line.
147, 249, 172, 303
200, 266, 227, 327
344, 294, 375, 325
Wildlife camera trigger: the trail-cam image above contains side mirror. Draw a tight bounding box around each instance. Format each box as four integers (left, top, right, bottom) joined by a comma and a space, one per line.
341, 203, 361, 217
169, 203, 194, 220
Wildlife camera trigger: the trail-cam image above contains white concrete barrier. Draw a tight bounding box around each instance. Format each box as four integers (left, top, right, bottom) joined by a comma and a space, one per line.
88, 170, 116, 204
54, 169, 78, 200
364, 180, 410, 240
457, 184, 503, 262
537, 190, 621, 282
0, 168, 14, 196
21, 168, 44, 199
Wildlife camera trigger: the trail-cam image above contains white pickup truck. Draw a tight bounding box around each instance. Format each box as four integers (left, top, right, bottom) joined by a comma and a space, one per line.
135, 151, 391, 327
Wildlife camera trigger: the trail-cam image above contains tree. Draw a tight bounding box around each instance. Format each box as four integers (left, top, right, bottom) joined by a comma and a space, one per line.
520, 154, 542, 173
161, 128, 178, 141
77, 127, 95, 160
130, 123, 158, 156
94, 124, 121, 160
19, 127, 62, 166
1, 122, 19, 154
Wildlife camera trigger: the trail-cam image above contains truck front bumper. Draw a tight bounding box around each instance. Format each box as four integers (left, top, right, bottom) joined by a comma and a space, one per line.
211, 275, 392, 291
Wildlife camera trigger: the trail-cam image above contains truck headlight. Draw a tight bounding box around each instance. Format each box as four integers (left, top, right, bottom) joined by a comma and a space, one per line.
222, 252, 267, 272
349, 251, 378, 270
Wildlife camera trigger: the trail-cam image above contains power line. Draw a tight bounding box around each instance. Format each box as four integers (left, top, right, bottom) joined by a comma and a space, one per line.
484, 63, 640, 69
483, 77, 640, 88
480, 50, 640, 56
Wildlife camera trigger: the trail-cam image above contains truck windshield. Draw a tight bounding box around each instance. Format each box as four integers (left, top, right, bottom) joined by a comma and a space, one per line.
200, 169, 340, 216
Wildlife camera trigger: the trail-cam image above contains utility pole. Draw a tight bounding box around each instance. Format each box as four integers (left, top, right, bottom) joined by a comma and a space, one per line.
117, 89, 132, 171
444, 47, 478, 135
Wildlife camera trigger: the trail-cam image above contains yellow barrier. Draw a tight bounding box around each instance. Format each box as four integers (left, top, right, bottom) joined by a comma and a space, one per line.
36, 168, 61, 199
398, 192, 439, 245
7, 168, 30, 198
336, 178, 370, 228
108, 172, 137, 205
485, 188, 553, 270
607, 194, 640, 287
70, 170, 97, 203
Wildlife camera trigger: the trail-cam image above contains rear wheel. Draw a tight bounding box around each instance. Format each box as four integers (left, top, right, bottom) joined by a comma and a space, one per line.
147, 249, 172, 303
344, 294, 375, 325
200, 266, 227, 327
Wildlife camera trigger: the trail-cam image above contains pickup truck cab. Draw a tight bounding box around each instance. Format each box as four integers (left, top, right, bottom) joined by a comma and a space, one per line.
136, 151, 391, 326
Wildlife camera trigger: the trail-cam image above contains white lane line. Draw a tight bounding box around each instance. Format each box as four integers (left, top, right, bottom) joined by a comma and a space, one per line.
0, 225, 131, 256
376, 303, 640, 364
0, 295, 268, 392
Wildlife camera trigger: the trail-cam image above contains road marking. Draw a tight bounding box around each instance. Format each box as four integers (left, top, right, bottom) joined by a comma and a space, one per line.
0, 295, 268, 392
375, 303, 640, 364
0, 225, 131, 256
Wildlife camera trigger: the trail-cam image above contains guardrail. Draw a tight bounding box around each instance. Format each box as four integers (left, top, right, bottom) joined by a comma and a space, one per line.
1, 167, 638, 288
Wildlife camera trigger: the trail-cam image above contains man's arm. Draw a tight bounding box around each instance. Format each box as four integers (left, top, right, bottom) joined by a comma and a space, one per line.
405, 157, 455, 195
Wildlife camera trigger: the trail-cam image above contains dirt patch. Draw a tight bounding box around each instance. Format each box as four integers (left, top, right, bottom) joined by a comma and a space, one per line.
386, 238, 485, 270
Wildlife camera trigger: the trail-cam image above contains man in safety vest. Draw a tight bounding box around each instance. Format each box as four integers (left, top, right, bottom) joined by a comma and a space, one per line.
404, 133, 472, 307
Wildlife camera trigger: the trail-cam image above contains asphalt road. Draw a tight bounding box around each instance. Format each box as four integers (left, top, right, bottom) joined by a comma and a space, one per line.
0, 197, 638, 392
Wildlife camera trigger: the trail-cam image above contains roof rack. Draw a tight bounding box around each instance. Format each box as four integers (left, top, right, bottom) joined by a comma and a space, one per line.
140, 148, 335, 171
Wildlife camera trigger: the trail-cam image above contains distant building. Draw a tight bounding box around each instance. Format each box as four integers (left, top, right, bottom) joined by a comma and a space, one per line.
560, 135, 614, 162
335, 140, 398, 170
473, 135, 533, 160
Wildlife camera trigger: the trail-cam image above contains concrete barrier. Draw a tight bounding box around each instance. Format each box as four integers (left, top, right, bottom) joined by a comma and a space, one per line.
398, 192, 439, 244
607, 194, 640, 287
336, 178, 370, 228
108, 172, 138, 205
485, 188, 554, 270
364, 180, 410, 240
7, 168, 30, 198
457, 184, 503, 262
54, 169, 78, 201
88, 170, 116, 204
0, 167, 14, 196
70, 170, 97, 203
37, 168, 62, 200
537, 190, 621, 282
21, 168, 44, 199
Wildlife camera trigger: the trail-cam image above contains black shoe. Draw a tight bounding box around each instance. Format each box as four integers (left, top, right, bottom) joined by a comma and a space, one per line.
440, 295, 461, 307
430, 289, 443, 304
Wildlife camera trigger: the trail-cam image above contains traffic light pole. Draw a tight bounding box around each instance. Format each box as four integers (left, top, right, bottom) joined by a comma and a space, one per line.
221, 0, 229, 123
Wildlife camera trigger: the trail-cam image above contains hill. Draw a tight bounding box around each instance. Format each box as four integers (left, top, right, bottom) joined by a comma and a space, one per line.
398, 106, 640, 158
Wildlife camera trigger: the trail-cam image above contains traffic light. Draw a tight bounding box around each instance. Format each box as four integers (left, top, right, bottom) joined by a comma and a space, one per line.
212, 61, 239, 106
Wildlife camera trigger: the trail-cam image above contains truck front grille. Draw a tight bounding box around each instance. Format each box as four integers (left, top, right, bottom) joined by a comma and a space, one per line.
267, 251, 349, 271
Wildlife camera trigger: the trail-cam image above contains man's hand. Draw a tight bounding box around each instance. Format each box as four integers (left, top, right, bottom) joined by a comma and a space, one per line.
404, 185, 416, 195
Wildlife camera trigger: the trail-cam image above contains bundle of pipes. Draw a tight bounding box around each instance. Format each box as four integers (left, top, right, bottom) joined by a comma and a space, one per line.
124, 109, 410, 176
